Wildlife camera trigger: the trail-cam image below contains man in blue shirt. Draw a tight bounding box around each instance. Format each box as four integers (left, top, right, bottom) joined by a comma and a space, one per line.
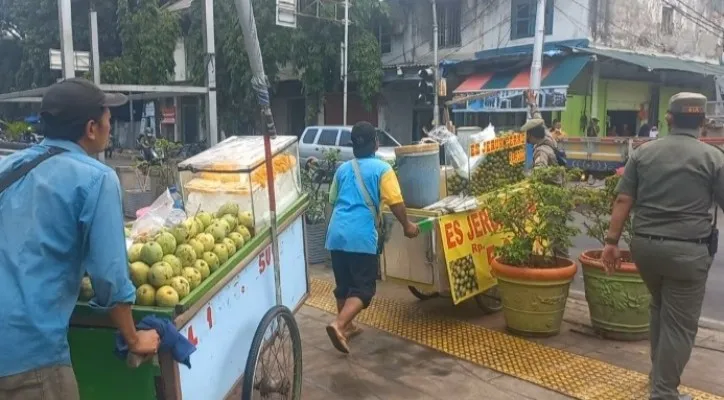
0, 78, 160, 399
324, 121, 419, 354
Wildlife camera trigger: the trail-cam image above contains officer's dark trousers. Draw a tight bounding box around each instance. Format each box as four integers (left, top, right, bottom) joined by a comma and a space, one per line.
631, 237, 712, 400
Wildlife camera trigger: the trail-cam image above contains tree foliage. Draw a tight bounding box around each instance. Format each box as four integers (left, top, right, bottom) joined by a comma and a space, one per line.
185, 0, 387, 130
0, 0, 123, 93
0, 0, 178, 95
186, 0, 292, 134
100, 0, 180, 85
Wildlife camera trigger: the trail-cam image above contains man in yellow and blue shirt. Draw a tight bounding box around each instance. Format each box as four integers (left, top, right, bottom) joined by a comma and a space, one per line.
324, 121, 419, 354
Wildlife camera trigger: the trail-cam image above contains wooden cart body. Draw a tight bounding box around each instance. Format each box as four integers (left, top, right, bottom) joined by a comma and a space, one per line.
69, 197, 310, 400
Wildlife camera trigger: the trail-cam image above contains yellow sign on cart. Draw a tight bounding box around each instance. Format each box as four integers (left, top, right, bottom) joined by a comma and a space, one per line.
438, 208, 512, 305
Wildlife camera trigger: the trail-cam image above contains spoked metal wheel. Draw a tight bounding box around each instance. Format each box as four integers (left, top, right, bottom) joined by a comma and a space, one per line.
408, 286, 440, 301
241, 305, 303, 400
474, 285, 503, 314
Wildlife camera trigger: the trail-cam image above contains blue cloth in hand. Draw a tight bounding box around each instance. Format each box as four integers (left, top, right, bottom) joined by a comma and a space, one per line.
114, 315, 196, 368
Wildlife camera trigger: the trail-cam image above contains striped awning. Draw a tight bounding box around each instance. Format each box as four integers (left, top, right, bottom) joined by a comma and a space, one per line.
453, 55, 591, 93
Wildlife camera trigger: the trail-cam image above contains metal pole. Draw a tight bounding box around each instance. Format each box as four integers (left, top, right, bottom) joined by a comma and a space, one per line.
529, 0, 546, 91
58, 0, 75, 79
232, 0, 282, 307
203, 0, 219, 146
343, 0, 349, 126
90, 9, 105, 162
431, 0, 439, 126
90, 11, 101, 84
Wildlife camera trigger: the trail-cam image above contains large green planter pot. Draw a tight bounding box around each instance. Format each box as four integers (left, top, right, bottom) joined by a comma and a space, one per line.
579, 249, 650, 341
491, 256, 577, 337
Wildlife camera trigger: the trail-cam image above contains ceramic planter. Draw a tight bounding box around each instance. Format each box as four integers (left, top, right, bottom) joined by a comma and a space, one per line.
579, 249, 650, 341
491, 257, 577, 337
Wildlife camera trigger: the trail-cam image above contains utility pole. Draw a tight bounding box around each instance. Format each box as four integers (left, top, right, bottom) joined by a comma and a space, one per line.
431, 0, 439, 126
204, 0, 219, 146
343, 0, 349, 125
90, 10, 101, 85
529, 0, 546, 93
58, 0, 75, 79
90, 8, 104, 162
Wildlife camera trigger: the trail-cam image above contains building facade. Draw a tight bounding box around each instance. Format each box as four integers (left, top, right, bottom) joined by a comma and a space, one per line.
381, 0, 724, 143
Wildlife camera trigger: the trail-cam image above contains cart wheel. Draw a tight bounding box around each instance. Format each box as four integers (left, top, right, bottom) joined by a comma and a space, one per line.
474, 286, 503, 314
242, 305, 303, 400
408, 286, 440, 301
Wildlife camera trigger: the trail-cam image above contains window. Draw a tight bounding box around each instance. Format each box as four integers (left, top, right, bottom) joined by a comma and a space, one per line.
511, 0, 553, 40
317, 129, 339, 146
377, 21, 392, 54
339, 129, 352, 147
301, 128, 318, 144
437, 1, 462, 48
661, 6, 674, 35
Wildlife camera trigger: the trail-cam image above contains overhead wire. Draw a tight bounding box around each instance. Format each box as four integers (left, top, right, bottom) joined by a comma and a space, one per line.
381, 0, 499, 66
665, 0, 721, 33
661, 0, 722, 37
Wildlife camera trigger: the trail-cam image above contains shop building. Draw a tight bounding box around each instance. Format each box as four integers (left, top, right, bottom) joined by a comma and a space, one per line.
381, 0, 724, 140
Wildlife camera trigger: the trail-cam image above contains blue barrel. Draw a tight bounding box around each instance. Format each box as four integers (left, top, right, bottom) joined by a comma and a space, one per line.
394, 143, 441, 208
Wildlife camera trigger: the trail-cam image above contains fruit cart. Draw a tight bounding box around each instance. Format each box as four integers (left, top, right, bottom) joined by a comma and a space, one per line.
381, 132, 526, 311
68, 136, 308, 400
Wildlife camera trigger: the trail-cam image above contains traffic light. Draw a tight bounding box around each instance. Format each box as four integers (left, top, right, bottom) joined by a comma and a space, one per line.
417, 67, 435, 105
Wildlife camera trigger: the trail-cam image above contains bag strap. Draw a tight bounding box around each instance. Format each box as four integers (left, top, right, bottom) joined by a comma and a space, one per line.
350, 159, 380, 228
0, 146, 67, 194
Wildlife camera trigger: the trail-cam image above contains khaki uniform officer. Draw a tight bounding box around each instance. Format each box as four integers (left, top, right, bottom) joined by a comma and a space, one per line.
602, 93, 724, 400
522, 90, 558, 168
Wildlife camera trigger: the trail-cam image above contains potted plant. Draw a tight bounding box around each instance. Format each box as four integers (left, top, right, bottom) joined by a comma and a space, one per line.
301, 149, 339, 264
576, 175, 650, 341
483, 167, 581, 337
123, 138, 181, 218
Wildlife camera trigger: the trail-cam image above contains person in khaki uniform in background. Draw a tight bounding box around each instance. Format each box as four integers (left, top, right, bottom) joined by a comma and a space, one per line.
522, 90, 558, 168
602, 93, 723, 400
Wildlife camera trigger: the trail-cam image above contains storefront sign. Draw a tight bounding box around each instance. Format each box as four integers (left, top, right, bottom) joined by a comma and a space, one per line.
438, 208, 512, 304
452, 87, 568, 113
161, 106, 176, 124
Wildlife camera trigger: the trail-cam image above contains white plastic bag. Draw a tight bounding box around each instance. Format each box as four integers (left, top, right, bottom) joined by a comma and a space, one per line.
130, 189, 188, 241
426, 125, 471, 178
470, 123, 496, 143
465, 123, 496, 173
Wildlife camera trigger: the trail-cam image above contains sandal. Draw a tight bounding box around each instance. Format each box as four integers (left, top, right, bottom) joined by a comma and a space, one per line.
325, 324, 350, 354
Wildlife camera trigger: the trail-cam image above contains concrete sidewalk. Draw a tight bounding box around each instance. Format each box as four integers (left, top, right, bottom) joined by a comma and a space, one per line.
299, 306, 573, 400
306, 264, 724, 398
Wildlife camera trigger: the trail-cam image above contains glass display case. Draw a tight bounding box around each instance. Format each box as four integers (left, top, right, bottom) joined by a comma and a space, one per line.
177, 136, 302, 232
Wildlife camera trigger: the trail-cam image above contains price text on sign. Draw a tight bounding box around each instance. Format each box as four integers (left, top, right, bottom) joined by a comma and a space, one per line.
468, 132, 526, 155
438, 208, 512, 305
508, 149, 526, 165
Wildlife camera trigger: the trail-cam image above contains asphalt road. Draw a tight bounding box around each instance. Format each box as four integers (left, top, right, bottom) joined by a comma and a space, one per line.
570, 211, 724, 323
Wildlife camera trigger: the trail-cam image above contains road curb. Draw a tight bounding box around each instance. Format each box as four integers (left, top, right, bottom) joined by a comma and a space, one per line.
568, 289, 724, 333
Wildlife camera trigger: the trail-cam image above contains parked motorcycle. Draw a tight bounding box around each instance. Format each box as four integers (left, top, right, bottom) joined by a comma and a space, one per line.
137, 134, 160, 164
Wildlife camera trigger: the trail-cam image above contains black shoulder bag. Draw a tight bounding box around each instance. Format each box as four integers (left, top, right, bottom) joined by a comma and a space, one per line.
0, 146, 67, 194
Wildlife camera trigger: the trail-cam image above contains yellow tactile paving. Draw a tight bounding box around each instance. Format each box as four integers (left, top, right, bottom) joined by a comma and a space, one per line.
305, 278, 723, 400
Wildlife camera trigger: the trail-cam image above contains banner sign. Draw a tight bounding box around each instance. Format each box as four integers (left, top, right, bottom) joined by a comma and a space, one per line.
452, 87, 568, 113
469, 133, 527, 166
438, 208, 512, 304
